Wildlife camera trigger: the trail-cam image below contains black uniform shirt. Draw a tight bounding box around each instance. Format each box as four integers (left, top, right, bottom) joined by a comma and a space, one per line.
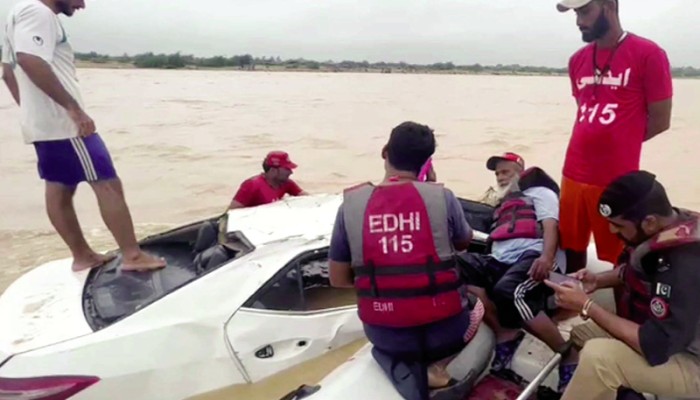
638, 243, 700, 366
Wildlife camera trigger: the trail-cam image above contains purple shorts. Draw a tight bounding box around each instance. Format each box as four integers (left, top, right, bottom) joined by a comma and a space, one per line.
33, 133, 118, 187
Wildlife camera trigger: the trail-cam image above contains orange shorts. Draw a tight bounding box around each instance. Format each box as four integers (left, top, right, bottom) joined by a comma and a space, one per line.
559, 176, 624, 264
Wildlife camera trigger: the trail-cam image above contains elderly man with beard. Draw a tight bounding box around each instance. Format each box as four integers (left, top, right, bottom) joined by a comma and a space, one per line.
555, 0, 674, 274
546, 171, 700, 400
457, 153, 575, 393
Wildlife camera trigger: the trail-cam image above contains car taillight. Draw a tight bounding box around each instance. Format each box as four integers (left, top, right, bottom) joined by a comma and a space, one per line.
0, 376, 99, 400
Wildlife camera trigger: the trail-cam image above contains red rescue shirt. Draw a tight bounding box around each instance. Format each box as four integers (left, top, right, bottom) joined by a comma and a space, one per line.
233, 174, 303, 207
564, 33, 673, 187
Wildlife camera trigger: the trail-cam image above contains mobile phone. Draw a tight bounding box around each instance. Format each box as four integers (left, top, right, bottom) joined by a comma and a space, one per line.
548, 271, 579, 286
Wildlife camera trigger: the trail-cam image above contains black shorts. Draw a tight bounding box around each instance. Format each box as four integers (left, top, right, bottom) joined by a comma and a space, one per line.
457, 251, 554, 329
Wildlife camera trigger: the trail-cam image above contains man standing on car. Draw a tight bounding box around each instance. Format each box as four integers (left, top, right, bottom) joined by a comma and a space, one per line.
2, 0, 165, 271
555, 0, 673, 272
328, 121, 473, 400
546, 171, 700, 399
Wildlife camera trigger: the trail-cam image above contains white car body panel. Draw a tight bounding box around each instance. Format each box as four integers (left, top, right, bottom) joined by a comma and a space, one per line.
225, 193, 342, 246
225, 307, 363, 383
0, 194, 364, 400
0, 258, 91, 360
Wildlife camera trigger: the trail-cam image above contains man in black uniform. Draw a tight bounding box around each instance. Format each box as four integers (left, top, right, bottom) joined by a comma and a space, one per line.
545, 170, 700, 400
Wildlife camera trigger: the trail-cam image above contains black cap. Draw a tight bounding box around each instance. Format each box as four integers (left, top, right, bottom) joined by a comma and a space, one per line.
598, 171, 658, 218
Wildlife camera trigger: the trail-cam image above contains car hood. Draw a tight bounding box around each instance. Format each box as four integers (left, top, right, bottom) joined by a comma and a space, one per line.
0, 258, 93, 358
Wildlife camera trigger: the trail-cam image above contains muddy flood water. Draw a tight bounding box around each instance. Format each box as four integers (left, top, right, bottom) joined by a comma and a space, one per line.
1, 69, 698, 399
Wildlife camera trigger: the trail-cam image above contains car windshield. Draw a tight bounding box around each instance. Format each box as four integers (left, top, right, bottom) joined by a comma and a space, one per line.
82, 215, 253, 330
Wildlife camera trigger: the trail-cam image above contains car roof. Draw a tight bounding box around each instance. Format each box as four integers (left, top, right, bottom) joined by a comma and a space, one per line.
225, 193, 342, 247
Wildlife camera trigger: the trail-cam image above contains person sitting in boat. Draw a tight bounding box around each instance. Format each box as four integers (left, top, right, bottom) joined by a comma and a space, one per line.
328, 121, 474, 400
457, 152, 577, 393
228, 150, 308, 209
546, 171, 700, 400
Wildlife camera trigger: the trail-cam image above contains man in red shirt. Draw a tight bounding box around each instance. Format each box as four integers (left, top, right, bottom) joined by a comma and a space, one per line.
229, 151, 308, 209
556, 0, 673, 272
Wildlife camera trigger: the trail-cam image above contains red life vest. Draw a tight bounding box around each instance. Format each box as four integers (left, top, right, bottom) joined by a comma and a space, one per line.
613, 251, 651, 324
615, 210, 700, 324
489, 167, 560, 242
342, 180, 463, 328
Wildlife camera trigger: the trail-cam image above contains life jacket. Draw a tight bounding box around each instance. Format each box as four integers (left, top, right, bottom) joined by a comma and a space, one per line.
342, 180, 463, 328
613, 251, 651, 324
615, 209, 700, 324
489, 167, 560, 242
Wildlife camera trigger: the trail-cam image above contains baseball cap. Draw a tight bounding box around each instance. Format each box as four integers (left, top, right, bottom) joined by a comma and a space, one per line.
486, 152, 525, 171
556, 0, 593, 12
264, 151, 298, 169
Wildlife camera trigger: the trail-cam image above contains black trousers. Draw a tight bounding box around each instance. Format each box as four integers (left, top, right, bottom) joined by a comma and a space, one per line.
457, 250, 554, 329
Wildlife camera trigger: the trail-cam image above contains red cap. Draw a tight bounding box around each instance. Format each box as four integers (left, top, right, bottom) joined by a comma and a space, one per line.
486, 152, 525, 171
264, 151, 298, 170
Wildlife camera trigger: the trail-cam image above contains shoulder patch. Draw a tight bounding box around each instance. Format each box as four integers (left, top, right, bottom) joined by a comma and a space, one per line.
655, 282, 671, 299
646, 217, 700, 255
656, 224, 693, 244
650, 297, 669, 320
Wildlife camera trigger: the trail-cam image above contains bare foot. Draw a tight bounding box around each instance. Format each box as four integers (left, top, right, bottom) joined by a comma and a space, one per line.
121, 251, 166, 272
72, 252, 116, 272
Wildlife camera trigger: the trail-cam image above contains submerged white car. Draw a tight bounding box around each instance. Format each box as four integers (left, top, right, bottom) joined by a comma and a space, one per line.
0, 194, 373, 400
0, 192, 612, 400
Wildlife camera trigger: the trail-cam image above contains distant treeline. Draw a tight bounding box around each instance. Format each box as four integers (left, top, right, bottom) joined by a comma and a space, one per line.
74, 51, 700, 78
2, 47, 699, 77
73, 51, 570, 75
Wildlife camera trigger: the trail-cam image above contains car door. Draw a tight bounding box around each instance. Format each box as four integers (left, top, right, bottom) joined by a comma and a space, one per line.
223, 247, 365, 383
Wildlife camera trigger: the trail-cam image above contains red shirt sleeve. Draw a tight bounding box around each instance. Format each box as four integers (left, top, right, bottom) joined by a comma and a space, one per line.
233, 179, 256, 206
285, 180, 304, 196
643, 46, 673, 103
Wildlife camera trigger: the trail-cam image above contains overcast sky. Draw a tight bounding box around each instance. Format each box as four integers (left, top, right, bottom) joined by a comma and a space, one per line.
2, 0, 698, 68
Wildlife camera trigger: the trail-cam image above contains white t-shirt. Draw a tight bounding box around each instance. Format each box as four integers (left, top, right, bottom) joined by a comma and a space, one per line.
2, 0, 85, 143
